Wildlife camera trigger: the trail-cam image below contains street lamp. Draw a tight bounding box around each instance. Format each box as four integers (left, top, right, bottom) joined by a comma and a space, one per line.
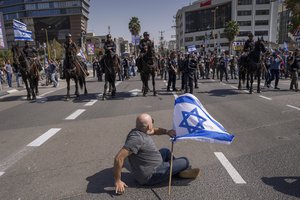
212, 6, 218, 51
41, 26, 51, 59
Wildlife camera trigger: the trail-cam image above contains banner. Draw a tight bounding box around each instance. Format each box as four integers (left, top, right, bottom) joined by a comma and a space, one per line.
0, 12, 7, 49
173, 93, 234, 144
132, 35, 140, 45
200, 0, 212, 7
187, 45, 197, 52
86, 43, 94, 55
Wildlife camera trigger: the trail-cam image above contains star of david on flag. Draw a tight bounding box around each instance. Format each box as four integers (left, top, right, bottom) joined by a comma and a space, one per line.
173, 93, 234, 144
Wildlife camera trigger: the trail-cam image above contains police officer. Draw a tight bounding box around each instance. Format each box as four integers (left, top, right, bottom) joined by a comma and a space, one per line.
289, 49, 299, 92
104, 34, 116, 55
23, 41, 42, 71
63, 33, 78, 76
139, 32, 154, 55
185, 53, 198, 94
243, 32, 255, 53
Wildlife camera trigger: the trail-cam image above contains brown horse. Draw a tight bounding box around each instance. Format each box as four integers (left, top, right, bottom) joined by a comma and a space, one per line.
12, 45, 39, 100
136, 46, 157, 96
64, 55, 88, 100
100, 52, 120, 100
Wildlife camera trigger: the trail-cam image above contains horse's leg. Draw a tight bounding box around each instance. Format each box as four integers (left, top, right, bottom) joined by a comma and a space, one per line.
29, 78, 36, 100
152, 71, 157, 96
102, 81, 107, 100
246, 71, 250, 90
66, 77, 70, 100
257, 68, 261, 93
74, 78, 79, 97
111, 79, 116, 97
238, 67, 242, 90
23, 76, 31, 100
249, 73, 253, 94
35, 76, 39, 96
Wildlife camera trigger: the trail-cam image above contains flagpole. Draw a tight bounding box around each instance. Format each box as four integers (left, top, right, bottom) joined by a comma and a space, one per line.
168, 141, 174, 196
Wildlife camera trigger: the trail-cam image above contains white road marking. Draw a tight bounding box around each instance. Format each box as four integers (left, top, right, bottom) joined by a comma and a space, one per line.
84, 100, 98, 106
27, 128, 61, 147
243, 90, 249, 93
286, 104, 300, 111
40, 90, 55, 97
230, 86, 238, 89
0, 172, 4, 177
116, 81, 121, 86
214, 152, 246, 184
163, 80, 166, 83
65, 109, 86, 120
220, 82, 226, 85
7, 89, 18, 94
258, 95, 272, 101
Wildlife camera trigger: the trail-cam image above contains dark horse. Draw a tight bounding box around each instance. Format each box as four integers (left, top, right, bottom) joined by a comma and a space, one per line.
64, 55, 88, 100
11, 45, 39, 100
136, 47, 157, 96
100, 52, 120, 100
238, 38, 266, 94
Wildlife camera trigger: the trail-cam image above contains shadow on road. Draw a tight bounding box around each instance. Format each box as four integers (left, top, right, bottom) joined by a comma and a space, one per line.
262, 176, 300, 198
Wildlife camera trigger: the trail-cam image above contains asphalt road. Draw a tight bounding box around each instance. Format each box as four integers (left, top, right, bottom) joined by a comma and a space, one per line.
0, 74, 299, 200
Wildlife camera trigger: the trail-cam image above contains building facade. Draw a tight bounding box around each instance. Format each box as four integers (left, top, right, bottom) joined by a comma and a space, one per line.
176, 0, 279, 52
0, 0, 89, 48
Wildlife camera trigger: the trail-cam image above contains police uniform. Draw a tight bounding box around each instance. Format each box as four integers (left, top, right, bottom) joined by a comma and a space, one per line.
23, 43, 42, 71
185, 55, 197, 94
104, 40, 116, 55
139, 38, 154, 54
243, 38, 255, 53
63, 40, 78, 69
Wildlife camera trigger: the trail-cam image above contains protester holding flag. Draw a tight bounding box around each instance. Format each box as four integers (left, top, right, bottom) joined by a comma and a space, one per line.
113, 113, 200, 194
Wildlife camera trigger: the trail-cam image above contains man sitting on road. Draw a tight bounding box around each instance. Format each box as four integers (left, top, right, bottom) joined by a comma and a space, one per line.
113, 113, 200, 194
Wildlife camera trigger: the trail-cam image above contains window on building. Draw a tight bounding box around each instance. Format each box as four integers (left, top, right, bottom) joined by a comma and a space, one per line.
238, 0, 252, 5
256, 0, 270, 4
185, 37, 193, 42
237, 10, 252, 16
255, 30, 268, 36
255, 20, 269, 25
195, 35, 205, 41
237, 21, 251, 26
256, 10, 269, 15
238, 31, 252, 37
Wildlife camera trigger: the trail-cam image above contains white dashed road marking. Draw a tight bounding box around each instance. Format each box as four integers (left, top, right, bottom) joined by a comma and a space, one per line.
230, 86, 238, 89
258, 95, 272, 101
65, 109, 86, 120
27, 128, 61, 147
84, 100, 98, 106
0, 172, 4, 177
214, 152, 246, 184
40, 90, 55, 97
286, 105, 300, 111
7, 89, 18, 94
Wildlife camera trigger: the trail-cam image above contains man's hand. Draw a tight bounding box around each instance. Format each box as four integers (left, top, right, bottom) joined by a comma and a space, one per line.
166, 129, 176, 138
115, 180, 128, 195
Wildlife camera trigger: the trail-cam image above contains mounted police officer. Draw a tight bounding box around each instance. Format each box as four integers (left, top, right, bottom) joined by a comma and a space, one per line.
243, 32, 255, 54
139, 32, 154, 56
23, 40, 42, 71
104, 34, 116, 56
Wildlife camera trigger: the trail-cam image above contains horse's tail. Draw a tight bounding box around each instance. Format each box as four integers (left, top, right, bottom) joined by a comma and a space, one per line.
79, 75, 84, 90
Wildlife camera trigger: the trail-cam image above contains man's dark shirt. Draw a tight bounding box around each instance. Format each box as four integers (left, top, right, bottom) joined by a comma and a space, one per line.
139, 38, 154, 54
23, 46, 38, 58
243, 39, 255, 52
104, 40, 116, 54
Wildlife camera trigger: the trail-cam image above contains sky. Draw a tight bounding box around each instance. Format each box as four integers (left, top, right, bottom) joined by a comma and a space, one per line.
88, 0, 194, 44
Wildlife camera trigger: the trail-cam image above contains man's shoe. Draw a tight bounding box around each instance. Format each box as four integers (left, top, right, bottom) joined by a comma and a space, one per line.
178, 168, 200, 179
275, 87, 280, 90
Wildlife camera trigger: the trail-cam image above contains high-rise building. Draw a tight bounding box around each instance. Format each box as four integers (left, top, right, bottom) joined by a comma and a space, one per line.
176, 0, 279, 52
0, 0, 90, 48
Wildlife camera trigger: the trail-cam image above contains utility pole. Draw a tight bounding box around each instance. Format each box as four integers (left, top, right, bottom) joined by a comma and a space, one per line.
108, 26, 111, 34
159, 30, 165, 55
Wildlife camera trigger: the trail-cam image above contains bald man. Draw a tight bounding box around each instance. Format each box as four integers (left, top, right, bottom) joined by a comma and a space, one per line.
113, 113, 199, 194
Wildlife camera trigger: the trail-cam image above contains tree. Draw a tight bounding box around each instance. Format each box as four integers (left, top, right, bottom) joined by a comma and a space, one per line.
224, 21, 239, 55
285, 0, 300, 33
128, 17, 141, 56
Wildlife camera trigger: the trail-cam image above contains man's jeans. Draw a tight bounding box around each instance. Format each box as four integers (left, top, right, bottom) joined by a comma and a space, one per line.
51, 73, 58, 87
145, 148, 189, 186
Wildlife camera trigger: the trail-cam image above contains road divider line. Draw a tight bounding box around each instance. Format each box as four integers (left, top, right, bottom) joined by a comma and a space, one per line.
116, 81, 121, 86
220, 82, 226, 85
230, 86, 238, 89
243, 90, 249, 93
40, 90, 55, 97
7, 89, 18, 94
259, 95, 272, 101
286, 104, 300, 111
214, 152, 246, 184
84, 100, 98, 106
65, 109, 86, 120
0, 172, 4, 177
27, 128, 61, 147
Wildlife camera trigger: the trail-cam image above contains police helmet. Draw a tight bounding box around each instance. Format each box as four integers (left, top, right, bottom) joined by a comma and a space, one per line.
66, 33, 72, 38
107, 34, 112, 39
143, 32, 149, 37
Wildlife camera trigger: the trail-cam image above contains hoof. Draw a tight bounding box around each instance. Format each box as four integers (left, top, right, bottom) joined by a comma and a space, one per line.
257, 90, 261, 93
153, 92, 157, 96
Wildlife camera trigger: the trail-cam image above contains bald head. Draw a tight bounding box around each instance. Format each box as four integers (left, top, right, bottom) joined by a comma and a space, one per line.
136, 113, 152, 132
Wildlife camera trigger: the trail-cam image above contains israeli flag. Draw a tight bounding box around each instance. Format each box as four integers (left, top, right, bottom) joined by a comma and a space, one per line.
77, 48, 87, 62
14, 29, 33, 41
13, 19, 27, 31
173, 93, 234, 144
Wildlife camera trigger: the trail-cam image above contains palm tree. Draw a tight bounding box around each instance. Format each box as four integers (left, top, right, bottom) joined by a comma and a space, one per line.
128, 17, 141, 56
224, 21, 239, 55
285, 0, 300, 33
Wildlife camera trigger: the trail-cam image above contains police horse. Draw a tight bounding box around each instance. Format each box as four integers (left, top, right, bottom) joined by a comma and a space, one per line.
12, 45, 39, 100
100, 51, 120, 100
238, 38, 266, 94
64, 54, 88, 100
136, 46, 157, 96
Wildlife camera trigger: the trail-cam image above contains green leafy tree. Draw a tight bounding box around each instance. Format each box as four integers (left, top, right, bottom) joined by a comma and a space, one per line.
224, 21, 239, 54
128, 17, 141, 56
285, 0, 300, 33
